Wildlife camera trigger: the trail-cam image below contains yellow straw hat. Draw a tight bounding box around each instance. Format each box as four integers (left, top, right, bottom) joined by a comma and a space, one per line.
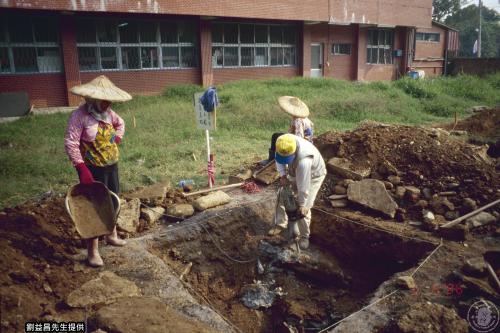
70, 75, 132, 102
278, 96, 309, 118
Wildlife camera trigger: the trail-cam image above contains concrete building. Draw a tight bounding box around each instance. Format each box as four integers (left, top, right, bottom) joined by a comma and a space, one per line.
0, 0, 457, 107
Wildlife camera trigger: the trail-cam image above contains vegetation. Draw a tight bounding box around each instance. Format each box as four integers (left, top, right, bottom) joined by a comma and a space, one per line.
1, 73, 499, 208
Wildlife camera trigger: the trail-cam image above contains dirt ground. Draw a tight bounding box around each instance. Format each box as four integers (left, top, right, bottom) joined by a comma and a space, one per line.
1, 109, 499, 333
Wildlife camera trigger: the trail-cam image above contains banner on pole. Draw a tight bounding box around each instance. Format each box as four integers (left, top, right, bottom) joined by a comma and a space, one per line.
194, 92, 216, 130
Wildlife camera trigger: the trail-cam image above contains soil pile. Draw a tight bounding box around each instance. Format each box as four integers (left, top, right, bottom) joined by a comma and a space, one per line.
315, 122, 499, 221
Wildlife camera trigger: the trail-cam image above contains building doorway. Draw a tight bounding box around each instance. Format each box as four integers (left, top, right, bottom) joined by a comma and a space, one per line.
310, 43, 323, 77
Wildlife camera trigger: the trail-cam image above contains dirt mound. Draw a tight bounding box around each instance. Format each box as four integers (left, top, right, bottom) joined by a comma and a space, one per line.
315, 123, 499, 221
442, 107, 500, 141
0, 196, 98, 332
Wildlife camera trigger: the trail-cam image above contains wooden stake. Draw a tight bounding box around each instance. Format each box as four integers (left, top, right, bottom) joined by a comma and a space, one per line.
183, 182, 244, 197
440, 198, 500, 229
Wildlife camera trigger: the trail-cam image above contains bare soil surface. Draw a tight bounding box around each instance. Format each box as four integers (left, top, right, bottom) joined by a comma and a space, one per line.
1, 112, 499, 333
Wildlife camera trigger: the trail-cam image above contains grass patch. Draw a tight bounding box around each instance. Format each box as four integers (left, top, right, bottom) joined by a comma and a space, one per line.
1, 73, 499, 208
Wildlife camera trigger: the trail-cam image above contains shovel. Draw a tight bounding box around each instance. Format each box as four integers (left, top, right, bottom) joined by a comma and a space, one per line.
65, 182, 121, 239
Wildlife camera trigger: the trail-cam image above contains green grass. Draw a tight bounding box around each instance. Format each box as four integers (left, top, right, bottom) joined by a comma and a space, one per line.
1, 73, 499, 208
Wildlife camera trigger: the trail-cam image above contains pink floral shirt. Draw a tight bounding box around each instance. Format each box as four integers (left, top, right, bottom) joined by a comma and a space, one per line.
64, 104, 125, 166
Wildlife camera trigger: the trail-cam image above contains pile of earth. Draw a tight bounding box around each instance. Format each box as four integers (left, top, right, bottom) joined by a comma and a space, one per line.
0, 196, 98, 332
315, 121, 499, 222
440, 107, 500, 158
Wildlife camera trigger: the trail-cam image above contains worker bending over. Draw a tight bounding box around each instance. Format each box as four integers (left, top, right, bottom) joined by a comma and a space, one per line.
269, 134, 326, 250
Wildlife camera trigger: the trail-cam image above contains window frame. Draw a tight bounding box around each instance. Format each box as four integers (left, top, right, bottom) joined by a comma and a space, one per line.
211, 22, 297, 68
0, 16, 62, 75
416, 32, 440, 43
76, 18, 198, 72
366, 29, 394, 65
332, 43, 352, 56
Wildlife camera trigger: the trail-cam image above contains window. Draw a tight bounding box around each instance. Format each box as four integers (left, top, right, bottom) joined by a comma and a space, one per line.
76, 19, 198, 71
212, 23, 297, 68
416, 32, 440, 42
367, 29, 394, 65
0, 15, 62, 74
332, 43, 351, 55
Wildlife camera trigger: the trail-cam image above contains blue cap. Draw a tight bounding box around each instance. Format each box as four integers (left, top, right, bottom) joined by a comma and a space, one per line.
275, 152, 295, 165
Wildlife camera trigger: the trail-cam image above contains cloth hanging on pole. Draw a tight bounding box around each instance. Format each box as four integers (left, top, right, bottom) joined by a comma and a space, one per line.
200, 87, 219, 112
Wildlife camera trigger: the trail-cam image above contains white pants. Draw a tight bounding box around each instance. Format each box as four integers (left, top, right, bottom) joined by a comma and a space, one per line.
274, 175, 325, 239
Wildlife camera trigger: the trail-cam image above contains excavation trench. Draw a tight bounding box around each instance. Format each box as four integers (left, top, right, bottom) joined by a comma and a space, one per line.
150, 194, 435, 333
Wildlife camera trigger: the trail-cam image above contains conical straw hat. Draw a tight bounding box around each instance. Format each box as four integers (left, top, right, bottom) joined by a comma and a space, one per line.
278, 96, 309, 118
70, 75, 132, 102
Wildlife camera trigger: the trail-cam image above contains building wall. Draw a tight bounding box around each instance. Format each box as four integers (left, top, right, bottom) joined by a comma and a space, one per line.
329, 0, 433, 28
213, 67, 298, 84
306, 24, 356, 80
356, 26, 406, 81
0, 0, 433, 27
0, 74, 67, 107
413, 25, 446, 77
80, 69, 200, 96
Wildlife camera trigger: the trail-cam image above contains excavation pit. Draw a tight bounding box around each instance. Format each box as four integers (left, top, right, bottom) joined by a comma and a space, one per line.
151, 193, 436, 333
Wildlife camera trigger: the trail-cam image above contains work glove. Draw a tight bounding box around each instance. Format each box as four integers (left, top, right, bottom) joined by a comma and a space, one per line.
299, 206, 310, 218
75, 163, 94, 184
112, 135, 121, 144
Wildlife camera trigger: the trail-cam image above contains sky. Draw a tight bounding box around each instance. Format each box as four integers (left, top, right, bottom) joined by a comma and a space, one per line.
472, 0, 500, 11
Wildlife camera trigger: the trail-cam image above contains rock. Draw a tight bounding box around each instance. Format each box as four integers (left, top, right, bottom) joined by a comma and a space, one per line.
430, 196, 455, 215
116, 198, 141, 233
466, 212, 497, 228
470, 105, 488, 113
394, 302, 468, 333
405, 186, 421, 196
396, 276, 416, 290
167, 204, 195, 218
123, 182, 169, 201
438, 191, 457, 196
438, 224, 469, 241
422, 210, 437, 231
450, 130, 468, 136
327, 157, 370, 180
395, 208, 406, 222
383, 181, 394, 190
330, 199, 348, 208
341, 179, 355, 187
444, 211, 459, 221
43, 283, 53, 293
333, 185, 347, 195
91, 330, 108, 333
387, 175, 402, 186
67, 271, 141, 308
140, 206, 165, 225
193, 191, 232, 211
347, 179, 398, 218
228, 169, 252, 184
463, 258, 487, 277
422, 188, 433, 200
395, 186, 407, 199
9, 271, 32, 283
94, 296, 218, 333
415, 200, 428, 209
241, 282, 283, 310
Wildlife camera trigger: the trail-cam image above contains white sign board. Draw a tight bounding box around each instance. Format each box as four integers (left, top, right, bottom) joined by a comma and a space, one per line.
194, 92, 216, 130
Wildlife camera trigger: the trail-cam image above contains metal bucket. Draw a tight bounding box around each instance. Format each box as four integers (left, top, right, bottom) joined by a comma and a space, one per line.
65, 182, 121, 239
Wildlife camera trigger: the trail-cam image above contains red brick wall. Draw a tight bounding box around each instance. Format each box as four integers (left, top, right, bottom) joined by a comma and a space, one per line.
79, 69, 200, 98
60, 16, 82, 106
213, 67, 298, 85
329, 0, 432, 28
413, 25, 446, 77
0, 74, 67, 107
356, 27, 406, 81
1, 0, 432, 27
199, 20, 213, 87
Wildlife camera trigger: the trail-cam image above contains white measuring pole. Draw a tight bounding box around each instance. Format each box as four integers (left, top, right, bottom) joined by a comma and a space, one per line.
205, 128, 212, 188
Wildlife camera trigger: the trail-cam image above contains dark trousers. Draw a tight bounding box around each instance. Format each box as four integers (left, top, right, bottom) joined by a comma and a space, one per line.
88, 163, 120, 194
269, 132, 285, 160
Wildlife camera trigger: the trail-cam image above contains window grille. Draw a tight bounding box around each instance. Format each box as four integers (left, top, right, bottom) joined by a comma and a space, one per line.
367, 29, 394, 65
332, 43, 352, 55
211, 23, 297, 68
76, 19, 198, 71
0, 15, 62, 74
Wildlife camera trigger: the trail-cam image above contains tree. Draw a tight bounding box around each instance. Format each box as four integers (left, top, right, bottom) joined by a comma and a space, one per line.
433, 0, 471, 22
445, 4, 500, 57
